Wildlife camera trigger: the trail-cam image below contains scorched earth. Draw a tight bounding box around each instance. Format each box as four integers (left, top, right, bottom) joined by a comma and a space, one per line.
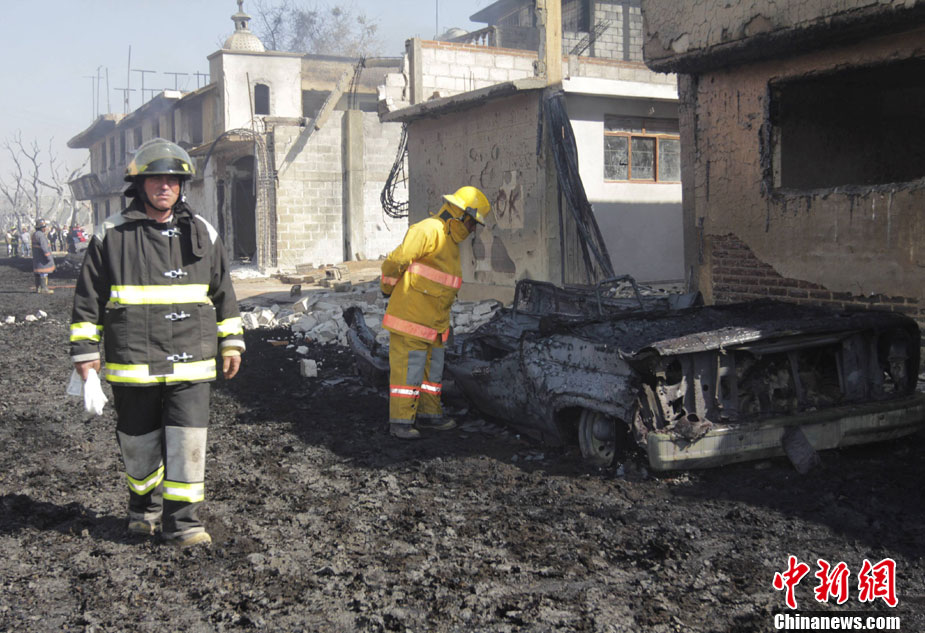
0, 256, 922, 632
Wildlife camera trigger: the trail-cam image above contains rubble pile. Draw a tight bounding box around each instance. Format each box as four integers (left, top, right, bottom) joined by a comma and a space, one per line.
240, 281, 504, 349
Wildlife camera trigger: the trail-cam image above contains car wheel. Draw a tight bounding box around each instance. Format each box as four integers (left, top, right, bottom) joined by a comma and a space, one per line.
578, 409, 616, 467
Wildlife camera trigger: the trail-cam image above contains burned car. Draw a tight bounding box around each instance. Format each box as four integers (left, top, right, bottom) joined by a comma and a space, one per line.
346, 279, 925, 471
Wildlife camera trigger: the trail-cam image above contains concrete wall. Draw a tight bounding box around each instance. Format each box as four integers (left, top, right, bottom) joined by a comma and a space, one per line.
213, 51, 303, 130
676, 28, 925, 340
380, 38, 676, 111
271, 112, 408, 270
417, 41, 537, 101
359, 115, 408, 260
406, 91, 557, 291
566, 93, 683, 283
640, 0, 925, 69
273, 115, 345, 269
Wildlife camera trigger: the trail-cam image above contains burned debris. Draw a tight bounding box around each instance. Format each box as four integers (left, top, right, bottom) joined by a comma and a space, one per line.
347, 278, 925, 471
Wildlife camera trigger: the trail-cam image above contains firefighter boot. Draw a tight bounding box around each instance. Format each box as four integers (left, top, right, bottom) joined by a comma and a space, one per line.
416, 416, 457, 431
33, 274, 41, 293
165, 531, 212, 548
127, 513, 161, 536
389, 422, 421, 439
39, 276, 53, 294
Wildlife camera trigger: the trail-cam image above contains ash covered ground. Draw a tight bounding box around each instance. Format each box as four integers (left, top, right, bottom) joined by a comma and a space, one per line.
0, 256, 922, 632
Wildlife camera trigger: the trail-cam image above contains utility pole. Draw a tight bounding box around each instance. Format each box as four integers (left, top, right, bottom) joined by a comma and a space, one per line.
536, 0, 563, 85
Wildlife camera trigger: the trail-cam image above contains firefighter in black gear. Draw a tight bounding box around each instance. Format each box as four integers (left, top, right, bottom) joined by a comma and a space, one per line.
32, 218, 56, 293
70, 138, 245, 548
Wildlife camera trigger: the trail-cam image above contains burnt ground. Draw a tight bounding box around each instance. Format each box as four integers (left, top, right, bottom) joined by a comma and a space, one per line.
0, 255, 923, 633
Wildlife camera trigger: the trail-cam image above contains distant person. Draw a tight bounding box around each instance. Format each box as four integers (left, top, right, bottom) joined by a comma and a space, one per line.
67, 225, 79, 253
4, 227, 14, 256
31, 218, 55, 294
380, 186, 491, 439
48, 223, 60, 252
19, 228, 30, 258
70, 138, 245, 548
9, 228, 19, 257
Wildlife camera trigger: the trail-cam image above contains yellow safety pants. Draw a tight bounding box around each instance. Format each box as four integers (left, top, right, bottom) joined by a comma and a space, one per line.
388, 332, 445, 426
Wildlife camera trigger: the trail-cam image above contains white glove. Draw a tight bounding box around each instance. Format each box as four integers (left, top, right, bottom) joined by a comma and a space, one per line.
83, 368, 107, 415
66, 368, 108, 415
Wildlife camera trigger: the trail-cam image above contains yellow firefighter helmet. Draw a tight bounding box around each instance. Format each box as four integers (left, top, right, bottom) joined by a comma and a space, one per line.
443, 186, 491, 225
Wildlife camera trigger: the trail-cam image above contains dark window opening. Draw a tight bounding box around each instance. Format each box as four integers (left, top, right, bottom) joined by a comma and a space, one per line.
134, 127, 142, 148
563, 0, 590, 32
188, 105, 203, 145
109, 137, 116, 166
154, 119, 160, 138
771, 58, 925, 189
604, 116, 680, 182
254, 83, 270, 115
119, 132, 126, 160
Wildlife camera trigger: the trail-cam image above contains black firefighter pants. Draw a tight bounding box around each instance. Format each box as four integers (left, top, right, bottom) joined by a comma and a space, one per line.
112, 382, 210, 539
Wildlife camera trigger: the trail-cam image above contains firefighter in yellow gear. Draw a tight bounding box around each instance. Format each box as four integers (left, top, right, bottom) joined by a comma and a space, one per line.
380, 186, 491, 439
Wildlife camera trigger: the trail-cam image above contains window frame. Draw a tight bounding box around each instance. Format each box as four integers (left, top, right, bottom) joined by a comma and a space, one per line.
604, 129, 681, 183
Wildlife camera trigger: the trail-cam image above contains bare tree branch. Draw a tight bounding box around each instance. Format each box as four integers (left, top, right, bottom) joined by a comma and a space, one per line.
252, 0, 382, 56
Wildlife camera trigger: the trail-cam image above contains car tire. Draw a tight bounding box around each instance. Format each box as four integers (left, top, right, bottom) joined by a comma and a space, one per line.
578, 409, 617, 467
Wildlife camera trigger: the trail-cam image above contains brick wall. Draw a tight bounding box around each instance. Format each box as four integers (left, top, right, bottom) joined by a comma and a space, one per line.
712, 233, 925, 365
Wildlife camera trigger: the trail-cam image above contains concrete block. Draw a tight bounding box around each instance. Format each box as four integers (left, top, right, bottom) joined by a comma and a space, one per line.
291, 313, 319, 333
242, 312, 260, 330
308, 320, 340, 344
296, 345, 309, 355
293, 295, 320, 313
255, 309, 278, 327
472, 300, 501, 317
300, 359, 318, 378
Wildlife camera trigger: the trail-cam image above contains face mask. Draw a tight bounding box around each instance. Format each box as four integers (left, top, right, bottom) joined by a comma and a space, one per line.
447, 218, 471, 243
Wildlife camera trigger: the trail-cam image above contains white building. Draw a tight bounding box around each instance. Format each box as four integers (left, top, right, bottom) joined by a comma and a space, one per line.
68, 2, 408, 271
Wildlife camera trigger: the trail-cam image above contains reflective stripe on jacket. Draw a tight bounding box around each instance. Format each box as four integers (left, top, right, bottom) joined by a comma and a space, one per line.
69, 200, 245, 385
380, 216, 461, 342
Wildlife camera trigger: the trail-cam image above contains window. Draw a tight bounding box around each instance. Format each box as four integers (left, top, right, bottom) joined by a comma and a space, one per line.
563, 0, 590, 32
254, 83, 270, 115
770, 58, 925, 189
100, 142, 107, 171
134, 127, 142, 148
604, 116, 680, 182
120, 131, 126, 159
154, 119, 160, 139
109, 137, 116, 167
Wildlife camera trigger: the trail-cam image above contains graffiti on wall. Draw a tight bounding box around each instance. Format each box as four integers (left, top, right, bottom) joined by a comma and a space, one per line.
466, 144, 520, 276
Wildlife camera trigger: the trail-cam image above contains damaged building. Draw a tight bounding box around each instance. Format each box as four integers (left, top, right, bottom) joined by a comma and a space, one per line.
66, 2, 408, 270
638, 0, 925, 363
378, 0, 683, 301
